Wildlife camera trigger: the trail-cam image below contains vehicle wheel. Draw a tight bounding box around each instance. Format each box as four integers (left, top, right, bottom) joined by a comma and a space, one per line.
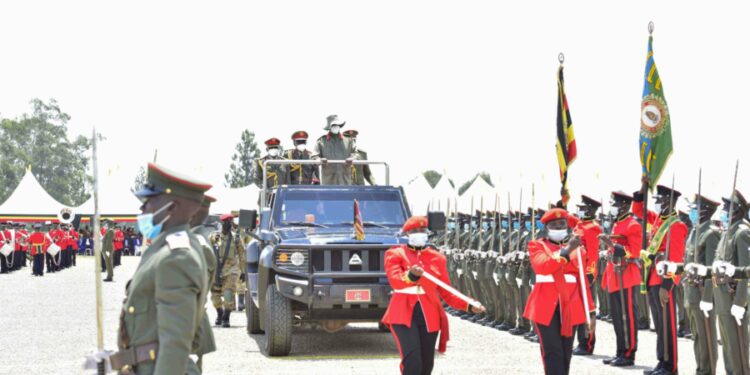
378, 322, 390, 332
246, 291, 263, 334
263, 285, 292, 356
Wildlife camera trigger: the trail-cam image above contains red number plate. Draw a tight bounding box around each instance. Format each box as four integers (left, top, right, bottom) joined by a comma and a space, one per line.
345, 289, 371, 303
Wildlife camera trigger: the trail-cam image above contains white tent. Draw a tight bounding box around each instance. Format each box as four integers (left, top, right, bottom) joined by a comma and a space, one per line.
429, 176, 458, 213
209, 185, 260, 215
0, 168, 73, 215
74, 175, 142, 216
458, 177, 497, 213
403, 175, 434, 215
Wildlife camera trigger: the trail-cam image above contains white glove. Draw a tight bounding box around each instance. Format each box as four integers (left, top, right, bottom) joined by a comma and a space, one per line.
480, 252, 487, 259
694, 264, 708, 277
655, 261, 668, 276
516, 277, 523, 288
712, 260, 724, 275
699, 301, 713, 318
666, 261, 678, 275
731, 304, 746, 326
518, 252, 527, 260
724, 262, 736, 277
83, 350, 115, 372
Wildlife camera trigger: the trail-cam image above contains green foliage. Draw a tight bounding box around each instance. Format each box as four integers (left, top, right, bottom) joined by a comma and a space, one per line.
423, 170, 442, 188
0, 99, 91, 206
224, 129, 261, 188
457, 172, 494, 196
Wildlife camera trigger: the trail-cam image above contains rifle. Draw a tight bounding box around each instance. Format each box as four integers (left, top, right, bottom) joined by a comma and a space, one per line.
694, 169, 717, 374
726, 161, 748, 375
479, 197, 485, 251
215, 231, 234, 287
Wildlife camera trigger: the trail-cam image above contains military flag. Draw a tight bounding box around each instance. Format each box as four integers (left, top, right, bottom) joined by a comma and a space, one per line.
555, 59, 577, 206
353, 199, 365, 240
639, 27, 673, 189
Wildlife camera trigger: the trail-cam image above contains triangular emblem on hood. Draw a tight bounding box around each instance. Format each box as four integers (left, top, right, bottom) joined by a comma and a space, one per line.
349, 253, 363, 266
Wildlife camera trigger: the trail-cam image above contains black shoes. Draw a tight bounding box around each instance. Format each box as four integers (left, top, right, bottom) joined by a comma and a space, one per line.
602, 356, 618, 365
610, 357, 634, 367
222, 310, 231, 328
572, 347, 592, 356
509, 327, 527, 336
215, 308, 224, 326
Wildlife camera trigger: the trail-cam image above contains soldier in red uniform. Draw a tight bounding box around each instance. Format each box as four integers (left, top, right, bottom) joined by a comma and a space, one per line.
633, 184, 688, 375
29, 223, 47, 276
599, 191, 642, 367
572, 195, 603, 356
48, 223, 64, 273
523, 208, 595, 375
67, 224, 80, 267
13, 222, 26, 271
113, 225, 124, 267
382, 216, 484, 375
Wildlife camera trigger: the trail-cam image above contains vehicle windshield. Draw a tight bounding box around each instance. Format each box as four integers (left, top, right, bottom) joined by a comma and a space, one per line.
274, 189, 406, 228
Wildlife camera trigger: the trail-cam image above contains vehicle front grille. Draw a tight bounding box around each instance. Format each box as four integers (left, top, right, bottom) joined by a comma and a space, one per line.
311, 248, 387, 273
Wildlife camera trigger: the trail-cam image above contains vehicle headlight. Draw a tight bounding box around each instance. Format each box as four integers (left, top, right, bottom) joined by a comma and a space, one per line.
275, 249, 308, 271
290, 252, 305, 266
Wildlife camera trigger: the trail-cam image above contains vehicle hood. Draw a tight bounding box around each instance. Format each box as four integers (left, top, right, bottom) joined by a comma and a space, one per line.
276, 227, 406, 245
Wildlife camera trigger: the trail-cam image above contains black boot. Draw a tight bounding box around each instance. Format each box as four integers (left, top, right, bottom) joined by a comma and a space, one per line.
238, 294, 245, 312
215, 308, 223, 326
222, 309, 231, 328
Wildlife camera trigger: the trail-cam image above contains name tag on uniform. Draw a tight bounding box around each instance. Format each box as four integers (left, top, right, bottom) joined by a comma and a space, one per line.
166, 232, 191, 250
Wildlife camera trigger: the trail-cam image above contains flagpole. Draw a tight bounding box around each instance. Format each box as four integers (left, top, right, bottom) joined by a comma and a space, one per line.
92, 128, 105, 375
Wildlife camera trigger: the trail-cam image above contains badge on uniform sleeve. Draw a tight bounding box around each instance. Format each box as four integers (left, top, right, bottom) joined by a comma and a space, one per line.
166, 231, 191, 250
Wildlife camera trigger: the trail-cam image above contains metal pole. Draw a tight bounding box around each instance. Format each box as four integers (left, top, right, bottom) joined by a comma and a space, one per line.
92, 128, 105, 375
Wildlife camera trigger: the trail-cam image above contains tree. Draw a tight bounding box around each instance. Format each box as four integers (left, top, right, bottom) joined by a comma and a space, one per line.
423, 170, 442, 188
457, 172, 494, 196
224, 130, 260, 188
0, 99, 91, 206
131, 165, 147, 193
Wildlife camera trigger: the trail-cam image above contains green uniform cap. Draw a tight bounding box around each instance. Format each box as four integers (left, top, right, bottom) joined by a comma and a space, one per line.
134, 163, 212, 203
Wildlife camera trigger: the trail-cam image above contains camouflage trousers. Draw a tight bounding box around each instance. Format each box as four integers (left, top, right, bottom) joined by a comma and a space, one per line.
211, 273, 239, 310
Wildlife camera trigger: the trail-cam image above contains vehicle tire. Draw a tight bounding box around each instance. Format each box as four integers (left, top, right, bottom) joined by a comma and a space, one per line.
246, 291, 263, 334
263, 285, 292, 356
378, 322, 390, 332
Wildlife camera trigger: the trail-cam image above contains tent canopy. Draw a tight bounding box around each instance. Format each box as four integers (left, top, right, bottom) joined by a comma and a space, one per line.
403, 175, 434, 216
0, 169, 72, 215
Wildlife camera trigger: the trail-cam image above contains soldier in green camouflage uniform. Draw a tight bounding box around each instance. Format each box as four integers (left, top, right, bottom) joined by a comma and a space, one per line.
509, 213, 532, 336
211, 215, 245, 328
343, 130, 376, 186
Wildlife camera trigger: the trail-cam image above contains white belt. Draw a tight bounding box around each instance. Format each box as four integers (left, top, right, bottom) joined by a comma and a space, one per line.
393, 286, 426, 295
535, 274, 576, 284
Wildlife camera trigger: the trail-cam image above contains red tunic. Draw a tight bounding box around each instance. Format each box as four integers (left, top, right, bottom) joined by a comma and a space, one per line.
68, 230, 80, 250
381, 244, 469, 353
114, 230, 124, 251
632, 201, 688, 286
523, 239, 595, 337
29, 232, 47, 255
573, 220, 602, 278
601, 215, 643, 292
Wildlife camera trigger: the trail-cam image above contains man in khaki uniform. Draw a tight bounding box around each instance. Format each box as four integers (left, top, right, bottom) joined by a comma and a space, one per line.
286, 131, 319, 185
254, 137, 289, 197
101, 220, 115, 282
211, 214, 245, 328
710, 190, 750, 375
314, 114, 356, 185
110, 162, 211, 375
682, 194, 722, 375
190, 195, 218, 369
343, 129, 376, 185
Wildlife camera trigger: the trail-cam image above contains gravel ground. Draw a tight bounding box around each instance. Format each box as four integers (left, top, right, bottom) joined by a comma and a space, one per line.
0, 256, 719, 374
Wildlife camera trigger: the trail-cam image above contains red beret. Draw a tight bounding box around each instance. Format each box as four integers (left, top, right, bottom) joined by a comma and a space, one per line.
265, 138, 281, 147
402, 216, 428, 233
343, 129, 359, 138
220, 213, 234, 221
291, 131, 308, 140
541, 208, 569, 224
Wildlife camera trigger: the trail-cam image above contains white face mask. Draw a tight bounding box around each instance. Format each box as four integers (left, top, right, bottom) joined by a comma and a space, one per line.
548, 229, 568, 242
654, 203, 663, 213
330, 125, 341, 134
576, 209, 586, 219
609, 206, 619, 216
296, 144, 306, 152
408, 232, 429, 248
268, 148, 280, 157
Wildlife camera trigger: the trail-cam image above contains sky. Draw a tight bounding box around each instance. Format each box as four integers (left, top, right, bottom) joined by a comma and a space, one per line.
1, 1, 748, 213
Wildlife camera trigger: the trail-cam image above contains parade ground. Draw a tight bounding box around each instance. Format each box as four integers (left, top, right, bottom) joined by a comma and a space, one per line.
0, 256, 714, 375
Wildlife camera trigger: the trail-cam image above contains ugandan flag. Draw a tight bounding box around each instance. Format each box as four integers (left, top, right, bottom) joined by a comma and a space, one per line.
639, 32, 672, 189
353, 199, 365, 240
556, 65, 577, 206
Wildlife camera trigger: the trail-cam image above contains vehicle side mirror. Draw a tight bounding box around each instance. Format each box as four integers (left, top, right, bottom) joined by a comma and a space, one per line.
239, 209, 257, 230
428, 212, 446, 232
